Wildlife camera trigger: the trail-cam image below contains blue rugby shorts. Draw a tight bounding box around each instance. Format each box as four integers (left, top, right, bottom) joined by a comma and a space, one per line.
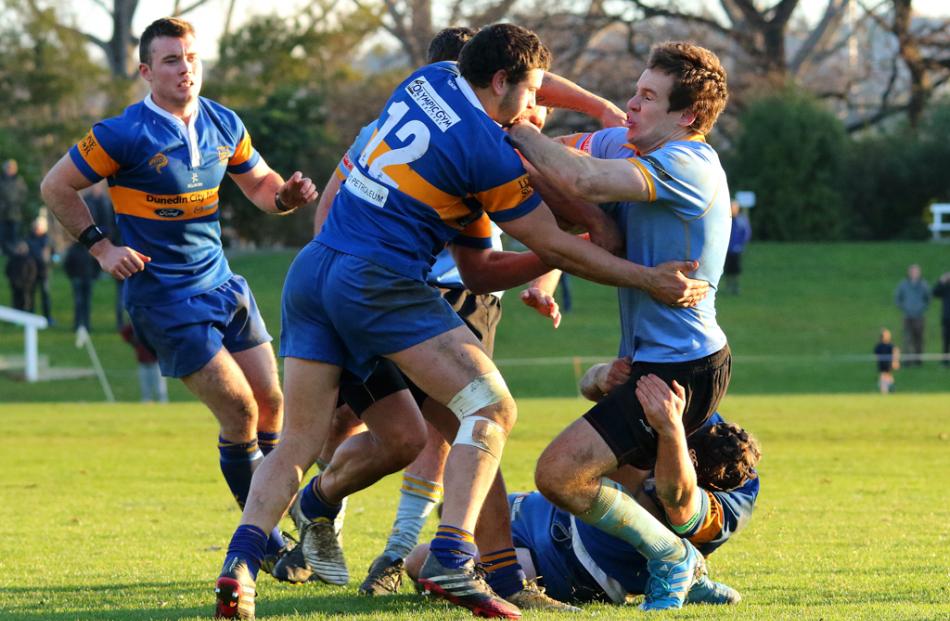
126, 274, 271, 378
279, 241, 463, 380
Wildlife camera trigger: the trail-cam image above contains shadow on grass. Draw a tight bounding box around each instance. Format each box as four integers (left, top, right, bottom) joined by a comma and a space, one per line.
0, 585, 459, 620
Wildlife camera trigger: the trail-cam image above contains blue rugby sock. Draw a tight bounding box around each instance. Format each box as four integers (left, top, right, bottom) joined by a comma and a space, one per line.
257, 431, 280, 456
218, 436, 262, 508
578, 478, 684, 561
219, 435, 285, 557
298, 474, 341, 521
480, 547, 526, 598
223, 524, 269, 580
429, 525, 477, 569
382, 473, 443, 560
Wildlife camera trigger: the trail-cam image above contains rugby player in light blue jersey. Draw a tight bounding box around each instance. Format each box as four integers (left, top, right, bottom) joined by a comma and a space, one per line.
509, 41, 734, 611
40, 16, 317, 583
405, 370, 760, 607
217, 24, 709, 620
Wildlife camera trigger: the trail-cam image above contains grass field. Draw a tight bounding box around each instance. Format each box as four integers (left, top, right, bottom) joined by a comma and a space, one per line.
1, 242, 949, 619
0, 395, 948, 620
2, 241, 950, 400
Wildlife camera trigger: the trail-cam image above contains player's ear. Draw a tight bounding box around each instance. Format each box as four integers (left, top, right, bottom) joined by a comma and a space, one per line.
678, 108, 697, 129
139, 62, 152, 82
688, 448, 698, 468
491, 69, 509, 96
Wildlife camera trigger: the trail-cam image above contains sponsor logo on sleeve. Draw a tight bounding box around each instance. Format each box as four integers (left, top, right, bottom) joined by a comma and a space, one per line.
344, 167, 389, 209
217, 146, 232, 163
405, 76, 461, 132
78, 131, 98, 157
518, 176, 533, 198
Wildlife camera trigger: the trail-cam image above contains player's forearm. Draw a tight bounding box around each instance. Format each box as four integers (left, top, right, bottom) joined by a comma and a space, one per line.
538, 72, 618, 124
511, 125, 598, 200
653, 427, 697, 513
314, 171, 342, 235
456, 249, 549, 294
527, 163, 605, 234
40, 167, 95, 239
529, 269, 561, 298
534, 231, 649, 289
245, 171, 286, 214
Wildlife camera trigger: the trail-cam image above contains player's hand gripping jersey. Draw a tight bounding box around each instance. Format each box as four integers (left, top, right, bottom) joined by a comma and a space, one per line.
69, 96, 259, 305
570, 128, 730, 363
317, 61, 540, 281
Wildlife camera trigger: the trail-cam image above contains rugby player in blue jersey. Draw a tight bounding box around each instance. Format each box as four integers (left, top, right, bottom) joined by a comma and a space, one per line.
40, 16, 317, 576
508, 42, 734, 610
216, 24, 710, 620
405, 370, 760, 607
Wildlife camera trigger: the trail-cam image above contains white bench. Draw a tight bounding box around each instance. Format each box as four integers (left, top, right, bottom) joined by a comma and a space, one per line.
0, 306, 48, 382
930, 203, 950, 240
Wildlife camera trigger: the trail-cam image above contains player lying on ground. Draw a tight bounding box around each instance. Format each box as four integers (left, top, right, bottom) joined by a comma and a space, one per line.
405, 370, 761, 609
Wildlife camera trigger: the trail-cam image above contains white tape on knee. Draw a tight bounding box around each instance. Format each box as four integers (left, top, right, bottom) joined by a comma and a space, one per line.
454, 415, 507, 460
446, 371, 510, 420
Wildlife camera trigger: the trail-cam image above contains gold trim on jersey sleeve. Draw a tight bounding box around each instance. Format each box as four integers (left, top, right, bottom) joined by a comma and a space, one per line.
76, 129, 120, 178
628, 158, 656, 202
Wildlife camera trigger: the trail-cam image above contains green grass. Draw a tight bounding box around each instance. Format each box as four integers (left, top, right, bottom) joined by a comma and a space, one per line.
0, 395, 949, 620
2, 242, 949, 400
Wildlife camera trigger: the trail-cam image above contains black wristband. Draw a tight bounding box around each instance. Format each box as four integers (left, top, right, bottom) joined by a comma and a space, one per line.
274, 192, 292, 212
78, 225, 106, 250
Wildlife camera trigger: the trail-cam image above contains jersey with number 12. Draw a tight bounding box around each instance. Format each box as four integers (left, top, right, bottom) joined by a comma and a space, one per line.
317, 61, 541, 281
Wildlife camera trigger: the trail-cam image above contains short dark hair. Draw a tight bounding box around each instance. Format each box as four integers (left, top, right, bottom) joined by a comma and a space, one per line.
647, 41, 728, 135
139, 17, 195, 65
688, 422, 760, 491
427, 27, 478, 64
458, 23, 551, 88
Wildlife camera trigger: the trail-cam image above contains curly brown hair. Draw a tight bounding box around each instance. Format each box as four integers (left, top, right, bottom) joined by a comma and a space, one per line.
647, 41, 728, 135
688, 422, 760, 491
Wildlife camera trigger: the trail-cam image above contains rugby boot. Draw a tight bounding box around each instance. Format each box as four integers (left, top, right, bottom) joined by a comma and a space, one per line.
417, 553, 522, 619
214, 558, 256, 619
358, 553, 404, 595
292, 495, 349, 585
259, 535, 295, 579
505, 579, 581, 612
639, 540, 704, 611
270, 539, 314, 584
685, 574, 741, 605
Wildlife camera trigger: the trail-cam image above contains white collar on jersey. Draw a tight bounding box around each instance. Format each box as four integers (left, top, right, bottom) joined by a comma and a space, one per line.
144, 94, 202, 168
454, 75, 498, 126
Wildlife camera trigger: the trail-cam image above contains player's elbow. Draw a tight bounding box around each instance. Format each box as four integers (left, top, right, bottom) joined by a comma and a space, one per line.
459, 272, 494, 295
656, 483, 692, 510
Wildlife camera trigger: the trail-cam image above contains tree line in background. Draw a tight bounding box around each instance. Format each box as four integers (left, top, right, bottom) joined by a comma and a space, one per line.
1, 0, 949, 244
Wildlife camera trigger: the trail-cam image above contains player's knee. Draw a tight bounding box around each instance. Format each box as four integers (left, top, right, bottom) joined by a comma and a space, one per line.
534, 445, 571, 507
257, 384, 283, 418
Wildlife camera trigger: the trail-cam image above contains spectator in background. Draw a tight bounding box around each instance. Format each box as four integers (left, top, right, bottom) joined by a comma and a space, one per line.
26, 215, 54, 324
121, 323, 168, 402
894, 264, 930, 366
873, 328, 900, 394
5, 239, 37, 311
932, 272, 950, 367
723, 199, 751, 295
0, 158, 28, 256
84, 182, 125, 328
63, 242, 100, 331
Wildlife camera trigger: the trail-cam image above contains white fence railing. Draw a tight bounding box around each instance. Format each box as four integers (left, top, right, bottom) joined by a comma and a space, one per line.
0, 306, 48, 382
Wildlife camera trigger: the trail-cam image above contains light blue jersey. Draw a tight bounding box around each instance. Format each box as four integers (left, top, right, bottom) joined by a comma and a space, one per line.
575, 128, 729, 363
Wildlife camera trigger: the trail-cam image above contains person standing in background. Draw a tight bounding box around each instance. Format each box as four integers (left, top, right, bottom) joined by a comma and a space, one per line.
873, 328, 900, 393
723, 199, 750, 295
0, 158, 28, 256
932, 272, 950, 367
26, 215, 54, 324
894, 264, 930, 366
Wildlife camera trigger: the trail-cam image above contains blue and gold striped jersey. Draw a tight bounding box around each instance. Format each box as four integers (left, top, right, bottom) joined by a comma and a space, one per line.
318, 61, 541, 281
69, 95, 260, 305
